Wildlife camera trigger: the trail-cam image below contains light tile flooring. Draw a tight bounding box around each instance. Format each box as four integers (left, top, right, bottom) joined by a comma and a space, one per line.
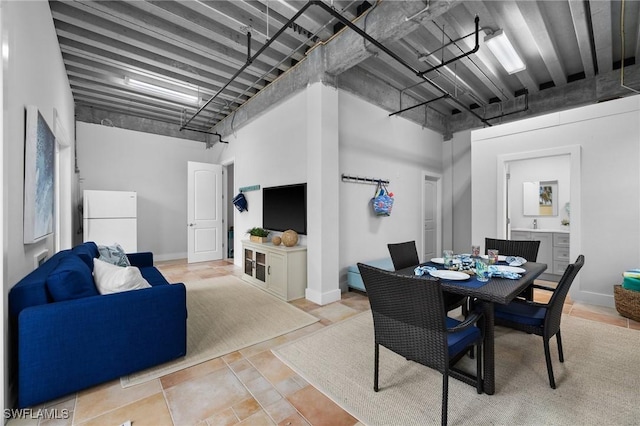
9, 259, 640, 426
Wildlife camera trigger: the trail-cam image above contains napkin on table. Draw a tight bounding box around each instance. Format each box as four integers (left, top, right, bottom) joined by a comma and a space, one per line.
488, 265, 521, 279
505, 256, 527, 266
414, 265, 437, 276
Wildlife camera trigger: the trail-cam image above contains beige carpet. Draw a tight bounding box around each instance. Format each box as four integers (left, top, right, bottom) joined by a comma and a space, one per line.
121, 276, 318, 387
273, 311, 639, 425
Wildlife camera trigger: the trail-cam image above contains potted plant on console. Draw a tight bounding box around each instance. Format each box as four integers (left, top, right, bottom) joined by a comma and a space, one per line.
247, 227, 269, 243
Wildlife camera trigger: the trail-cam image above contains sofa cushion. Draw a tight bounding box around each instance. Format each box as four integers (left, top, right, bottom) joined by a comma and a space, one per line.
46, 255, 99, 302
93, 257, 151, 295
72, 242, 99, 270
98, 243, 131, 267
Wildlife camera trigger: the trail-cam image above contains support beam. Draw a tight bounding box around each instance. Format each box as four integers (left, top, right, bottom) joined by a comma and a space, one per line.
75, 105, 207, 143
323, 0, 459, 76
447, 63, 640, 137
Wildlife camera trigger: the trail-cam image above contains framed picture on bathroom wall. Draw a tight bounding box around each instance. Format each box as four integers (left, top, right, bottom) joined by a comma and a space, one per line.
23, 105, 55, 244
523, 180, 558, 216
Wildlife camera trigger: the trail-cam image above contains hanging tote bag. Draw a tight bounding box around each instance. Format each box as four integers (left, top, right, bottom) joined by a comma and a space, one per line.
232, 193, 248, 212
371, 181, 394, 216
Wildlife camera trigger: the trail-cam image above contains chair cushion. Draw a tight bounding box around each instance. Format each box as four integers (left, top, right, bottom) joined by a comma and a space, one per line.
46, 255, 99, 301
348, 258, 394, 273
445, 317, 481, 357
494, 301, 547, 327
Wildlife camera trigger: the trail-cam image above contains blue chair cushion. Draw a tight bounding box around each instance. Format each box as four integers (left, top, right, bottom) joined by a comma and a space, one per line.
446, 317, 481, 357
348, 259, 395, 291
348, 258, 395, 273
494, 301, 547, 327
46, 255, 99, 302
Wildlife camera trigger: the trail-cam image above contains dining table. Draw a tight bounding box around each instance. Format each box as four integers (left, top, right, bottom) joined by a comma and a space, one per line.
397, 257, 547, 395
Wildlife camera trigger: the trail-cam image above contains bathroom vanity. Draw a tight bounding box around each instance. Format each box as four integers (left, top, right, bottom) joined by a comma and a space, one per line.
510, 228, 570, 281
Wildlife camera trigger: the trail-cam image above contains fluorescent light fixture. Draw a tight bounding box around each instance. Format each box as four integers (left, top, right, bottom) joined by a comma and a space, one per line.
124, 77, 199, 104
484, 29, 526, 74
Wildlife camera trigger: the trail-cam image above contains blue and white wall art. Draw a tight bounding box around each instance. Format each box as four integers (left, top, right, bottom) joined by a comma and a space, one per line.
24, 105, 55, 243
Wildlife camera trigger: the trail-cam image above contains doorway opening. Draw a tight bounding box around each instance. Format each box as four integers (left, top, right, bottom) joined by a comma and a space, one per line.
422, 172, 443, 263
224, 162, 235, 259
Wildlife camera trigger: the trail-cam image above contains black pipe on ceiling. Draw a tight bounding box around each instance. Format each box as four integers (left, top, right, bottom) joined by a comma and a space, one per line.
182, 0, 491, 135
311, 1, 491, 126
417, 16, 480, 77
389, 94, 449, 117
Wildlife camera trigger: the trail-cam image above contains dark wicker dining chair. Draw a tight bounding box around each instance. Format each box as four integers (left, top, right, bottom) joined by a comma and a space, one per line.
485, 237, 541, 300
484, 238, 541, 262
493, 255, 584, 389
358, 263, 483, 426
387, 241, 468, 315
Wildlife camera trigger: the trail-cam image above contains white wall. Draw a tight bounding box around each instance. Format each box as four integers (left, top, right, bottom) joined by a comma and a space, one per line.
444, 130, 473, 253
213, 89, 309, 260
213, 84, 445, 298
470, 95, 640, 307
2, 0, 76, 409
76, 123, 215, 260
338, 91, 443, 289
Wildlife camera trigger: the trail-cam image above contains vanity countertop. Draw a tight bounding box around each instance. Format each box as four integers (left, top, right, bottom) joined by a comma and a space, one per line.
511, 228, 570, 234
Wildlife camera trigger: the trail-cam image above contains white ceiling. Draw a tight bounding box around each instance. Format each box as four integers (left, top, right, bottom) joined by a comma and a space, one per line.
49, 0, 640, 138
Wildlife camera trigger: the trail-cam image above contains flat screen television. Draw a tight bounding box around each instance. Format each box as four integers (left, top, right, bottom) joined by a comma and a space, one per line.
263, 183, 307, 235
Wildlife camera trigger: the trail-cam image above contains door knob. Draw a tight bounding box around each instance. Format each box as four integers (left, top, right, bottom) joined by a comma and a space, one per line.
189, 223, 195, 227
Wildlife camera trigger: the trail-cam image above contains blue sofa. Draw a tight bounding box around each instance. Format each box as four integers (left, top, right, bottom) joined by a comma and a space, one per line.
8, 242, 187, 408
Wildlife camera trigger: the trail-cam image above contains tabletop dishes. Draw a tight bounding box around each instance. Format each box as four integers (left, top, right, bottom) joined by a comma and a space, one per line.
494, 265, 526, 274
428, 270, 470, 280
481, 254, 507, 262
431, 257, 461, 265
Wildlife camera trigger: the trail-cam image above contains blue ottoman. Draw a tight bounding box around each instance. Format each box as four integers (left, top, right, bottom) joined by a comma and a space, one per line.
347, 258, 395, 291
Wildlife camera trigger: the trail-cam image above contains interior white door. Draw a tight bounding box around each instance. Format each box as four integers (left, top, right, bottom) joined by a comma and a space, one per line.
423, 176, 438, 261
187, 162, 223, 263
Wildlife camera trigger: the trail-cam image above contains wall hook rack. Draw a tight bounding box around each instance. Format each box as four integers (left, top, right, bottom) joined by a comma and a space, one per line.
239, 185, 260, 193
341, 174, 390, 185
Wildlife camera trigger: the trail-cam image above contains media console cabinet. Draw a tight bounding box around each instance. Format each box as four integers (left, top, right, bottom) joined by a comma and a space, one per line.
241, 240, 307, 301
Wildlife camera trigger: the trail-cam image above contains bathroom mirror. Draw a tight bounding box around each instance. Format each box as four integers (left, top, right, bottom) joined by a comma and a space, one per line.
523, 180, 558, 216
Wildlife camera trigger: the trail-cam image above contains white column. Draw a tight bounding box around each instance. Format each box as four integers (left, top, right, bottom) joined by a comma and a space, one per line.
305, 82, 341, 305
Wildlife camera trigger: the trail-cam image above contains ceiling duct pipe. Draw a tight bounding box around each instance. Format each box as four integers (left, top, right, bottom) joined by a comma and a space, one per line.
182, 0, 491, 134
417, 16, 480, 77
389, 94, 449, 117
180, 1, 315, 131
311, 1, 491, 126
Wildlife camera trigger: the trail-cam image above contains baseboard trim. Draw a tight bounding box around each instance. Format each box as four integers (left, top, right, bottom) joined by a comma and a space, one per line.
305, 287, 341, 306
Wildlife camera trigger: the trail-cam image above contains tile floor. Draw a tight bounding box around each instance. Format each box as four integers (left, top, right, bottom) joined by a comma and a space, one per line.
8, 259, 640, 426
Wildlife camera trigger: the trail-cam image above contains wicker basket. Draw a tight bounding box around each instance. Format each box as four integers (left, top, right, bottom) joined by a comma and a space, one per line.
613, 284, 640, 322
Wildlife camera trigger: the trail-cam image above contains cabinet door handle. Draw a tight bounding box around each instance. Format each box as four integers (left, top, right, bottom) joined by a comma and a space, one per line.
268, 265, 271, 275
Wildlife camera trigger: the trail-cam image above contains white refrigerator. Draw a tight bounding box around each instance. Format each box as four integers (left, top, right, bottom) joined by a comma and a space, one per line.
83, 190, 138, 252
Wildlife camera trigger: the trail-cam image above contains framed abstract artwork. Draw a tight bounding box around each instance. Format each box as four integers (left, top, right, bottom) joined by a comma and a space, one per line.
24, 106, 55, 243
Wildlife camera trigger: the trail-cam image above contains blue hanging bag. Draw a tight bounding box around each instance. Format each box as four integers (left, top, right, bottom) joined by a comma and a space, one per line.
371, 182, 394, 216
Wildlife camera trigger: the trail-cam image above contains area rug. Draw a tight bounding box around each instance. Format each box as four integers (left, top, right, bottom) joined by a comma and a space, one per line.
273, 311, 639, 425
121, 276, 318, 387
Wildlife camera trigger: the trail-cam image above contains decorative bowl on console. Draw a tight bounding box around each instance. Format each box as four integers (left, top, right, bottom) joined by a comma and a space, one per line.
282, 230, 299, 247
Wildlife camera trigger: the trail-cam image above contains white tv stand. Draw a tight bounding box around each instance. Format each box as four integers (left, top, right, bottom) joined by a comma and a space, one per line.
241, 240, 307, 301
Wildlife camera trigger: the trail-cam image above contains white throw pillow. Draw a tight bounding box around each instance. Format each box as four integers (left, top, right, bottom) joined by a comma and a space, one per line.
93, 257, 151, 295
